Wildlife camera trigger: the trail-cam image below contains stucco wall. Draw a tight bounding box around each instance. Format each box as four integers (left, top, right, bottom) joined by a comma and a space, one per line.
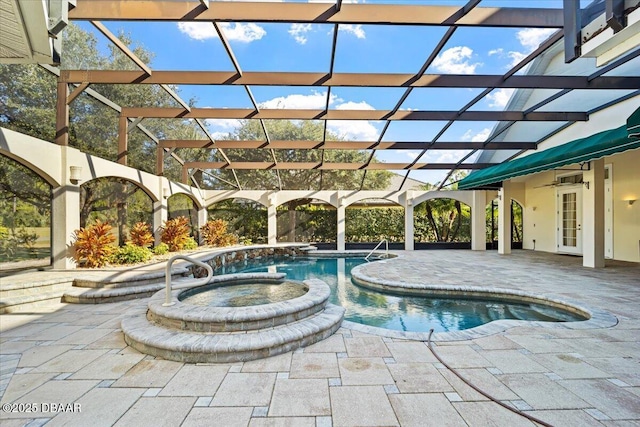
607, 149, 640, 262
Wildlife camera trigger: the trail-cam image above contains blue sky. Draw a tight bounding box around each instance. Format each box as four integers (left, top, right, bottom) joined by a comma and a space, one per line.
75, 0, 593, 185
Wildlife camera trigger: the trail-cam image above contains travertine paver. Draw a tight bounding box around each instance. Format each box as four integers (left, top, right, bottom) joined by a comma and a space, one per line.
158, 364, 230, 396
112, 396, 195, 427
338, 357, 394, 386
330, 386, 398, 427
269, 379, 331, 417
211, 373, 276, 407
388, 393, 467, 427
182, 407, 253, 427
289, 353, 339, 379
1, 250, 639, 426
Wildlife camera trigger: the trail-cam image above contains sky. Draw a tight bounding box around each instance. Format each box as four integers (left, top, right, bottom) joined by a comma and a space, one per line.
74, 0, 594, 185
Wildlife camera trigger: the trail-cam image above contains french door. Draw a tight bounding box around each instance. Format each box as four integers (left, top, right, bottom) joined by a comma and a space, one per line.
557, 187, 582, 255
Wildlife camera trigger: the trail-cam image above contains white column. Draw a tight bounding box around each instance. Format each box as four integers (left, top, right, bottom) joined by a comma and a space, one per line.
197, 207, 208, 244
153, 200, 168, 245
337, 203, 346, 251
52, 147, 80, 269
471, 190, 487, 251
498, 181, 512, 255
582, 158, 605, 268
404, 202, 414, 250
267, 202, 277, 245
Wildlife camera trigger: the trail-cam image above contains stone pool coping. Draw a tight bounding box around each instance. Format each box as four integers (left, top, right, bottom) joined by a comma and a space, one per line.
348, 256, 618, 342
148, 273, 332, 332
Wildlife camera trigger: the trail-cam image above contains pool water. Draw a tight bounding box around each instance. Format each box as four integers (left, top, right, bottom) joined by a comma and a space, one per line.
180, 281, 307, 307
215, 257, 586, 332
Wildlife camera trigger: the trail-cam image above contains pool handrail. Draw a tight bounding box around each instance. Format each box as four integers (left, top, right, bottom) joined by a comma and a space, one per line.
365, 239, 388, 261
163, 254, 213, 306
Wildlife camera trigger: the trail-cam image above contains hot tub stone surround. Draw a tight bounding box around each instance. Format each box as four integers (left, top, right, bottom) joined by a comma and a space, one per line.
121, 273, 345, 363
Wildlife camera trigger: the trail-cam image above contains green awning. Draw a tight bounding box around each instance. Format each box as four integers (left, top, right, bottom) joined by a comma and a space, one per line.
459, 124, 640, 190
628, 106, 640, 137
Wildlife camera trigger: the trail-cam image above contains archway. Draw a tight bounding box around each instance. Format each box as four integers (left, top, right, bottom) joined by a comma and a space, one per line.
167, 193, 199, 240
208, 198, 267, 244
413, 197, 471, 249
486, 198, 524, 250
277, 198, 337, 247
345, 198, 404, 249
80, 177, 153, 246
0, 154, 52, 270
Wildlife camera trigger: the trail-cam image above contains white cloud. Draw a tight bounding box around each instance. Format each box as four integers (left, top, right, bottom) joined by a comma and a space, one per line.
205, 118, 242, 132
432, 46, 482, 74
289, 24, 313, 44
488, 48, 503, 56
336, 101, 374, 110
339, 24, 366, 39
259, 92, 333, 109
486, 88, 515, 109
330, 100, 378, 140
177, 22, 266, 43
461, 128, 491, 143
516, 28, 557, 52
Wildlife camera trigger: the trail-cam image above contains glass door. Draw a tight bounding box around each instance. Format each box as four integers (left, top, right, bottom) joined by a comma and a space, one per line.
557, 188, 582, 255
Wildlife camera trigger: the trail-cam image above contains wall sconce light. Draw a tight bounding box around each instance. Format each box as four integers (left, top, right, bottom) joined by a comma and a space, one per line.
69, 166, 82, 184
407, 199, 413, 206
532, 206, 537, 211
162, 187, 170, 199
629, 199, 637, 206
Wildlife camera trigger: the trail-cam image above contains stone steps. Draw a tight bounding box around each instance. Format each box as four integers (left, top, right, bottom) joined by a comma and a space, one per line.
62, 277, 195, 304
72, 267, 190, 289
0, 278, 74, 314
121, 303, 345, 363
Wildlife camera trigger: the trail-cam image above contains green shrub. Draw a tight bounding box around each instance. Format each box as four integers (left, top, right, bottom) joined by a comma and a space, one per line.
73, 220, 116, 268
110, 242, 152, 265
160, 216, 191, 251
129, 222, 154, 248
183, 237, 198, 250
153, 242, 169, 255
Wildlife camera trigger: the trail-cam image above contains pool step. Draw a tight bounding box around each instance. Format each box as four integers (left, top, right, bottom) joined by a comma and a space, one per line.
121, 303, 345, 363
72, 268, 190, 289
62, 277, 194, 304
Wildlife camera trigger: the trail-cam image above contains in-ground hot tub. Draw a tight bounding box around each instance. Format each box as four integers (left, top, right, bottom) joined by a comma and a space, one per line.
179, 280, 309, 307
121, 272, 345, 362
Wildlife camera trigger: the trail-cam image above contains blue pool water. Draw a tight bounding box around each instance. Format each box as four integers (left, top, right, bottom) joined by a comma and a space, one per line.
215, 256, 585, 332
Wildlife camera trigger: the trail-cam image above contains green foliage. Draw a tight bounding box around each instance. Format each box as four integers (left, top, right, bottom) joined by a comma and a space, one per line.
129, 222, 154, 248
160, 216, 191, 251
110, 242, 152, 265
205, 120, 393, 190
183, 236, 198, 250
208, 199, 267, 243
346, 206, 405, 243
153, 242, 169, 255
414, 198, 471, 243
73, 220, 116, 268
277, 204, 337, 242
167, 194, 198, 237
200, 219, 239, 246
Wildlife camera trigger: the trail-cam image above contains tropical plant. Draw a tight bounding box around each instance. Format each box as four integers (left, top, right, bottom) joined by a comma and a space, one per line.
183, 236, 198, 250
153, 242, 169, 255
110, 242, 152, 264
200, 219, 238, 246
72, 220, 116, 268
160, 216, 191, 251
129, 221, 154, 248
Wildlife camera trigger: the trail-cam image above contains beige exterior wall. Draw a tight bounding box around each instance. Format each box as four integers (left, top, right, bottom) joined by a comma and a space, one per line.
516, 148, 639, 262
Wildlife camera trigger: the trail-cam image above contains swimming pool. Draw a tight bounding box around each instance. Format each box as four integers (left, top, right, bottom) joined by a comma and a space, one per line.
215, 256, 586, 332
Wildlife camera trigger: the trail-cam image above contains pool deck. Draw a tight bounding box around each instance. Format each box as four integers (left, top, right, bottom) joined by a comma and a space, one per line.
1, 249, 639, 426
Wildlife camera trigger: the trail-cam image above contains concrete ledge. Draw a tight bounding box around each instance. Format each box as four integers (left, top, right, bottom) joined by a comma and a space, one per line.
72, 267, 190, 288
148, 274, 331, 332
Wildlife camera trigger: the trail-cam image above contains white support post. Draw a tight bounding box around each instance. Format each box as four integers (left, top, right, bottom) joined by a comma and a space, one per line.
498, 181, 512, 255
337, 203, 346, 251
582, 158, 605, 268
153, 200, 168, 246
197, 207, 208, 244
404, 201, 414, 250
52, 147, 80, 269
268, 199, 277, 245
471, 190, 487, 251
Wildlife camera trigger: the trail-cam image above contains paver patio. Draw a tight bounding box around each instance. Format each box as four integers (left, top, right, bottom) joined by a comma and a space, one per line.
1, 250, 639, 426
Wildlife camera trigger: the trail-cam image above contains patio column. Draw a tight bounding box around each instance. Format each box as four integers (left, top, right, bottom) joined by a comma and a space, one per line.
498, 181, 512, 255
471, 190, 487, 251
153, 200, 168, 246
582, 158, 605, 268
52, 147, 80, 269
197, 207, 208, 244
337, 203, 346, 251
268, 201, 277, 245
404, 201, 414, 250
